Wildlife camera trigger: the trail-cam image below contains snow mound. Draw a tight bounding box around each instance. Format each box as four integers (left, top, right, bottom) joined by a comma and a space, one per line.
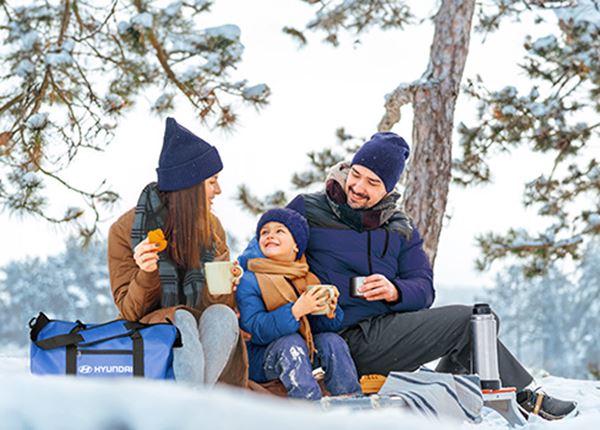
1, 355, 599, 430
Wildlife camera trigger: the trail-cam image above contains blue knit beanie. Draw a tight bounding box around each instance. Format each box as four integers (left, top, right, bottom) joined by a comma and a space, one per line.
156, 117, 223, 191
351, 132, 410, 192
256, 208, 309, 260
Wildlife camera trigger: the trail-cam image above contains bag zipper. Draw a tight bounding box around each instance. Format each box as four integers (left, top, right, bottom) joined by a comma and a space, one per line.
78, 349, 133, 355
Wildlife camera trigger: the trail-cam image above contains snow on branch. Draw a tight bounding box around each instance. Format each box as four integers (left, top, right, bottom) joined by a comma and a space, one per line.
378, 78, 435, 131
285, 0, 412, 46
0, 0, 269, 239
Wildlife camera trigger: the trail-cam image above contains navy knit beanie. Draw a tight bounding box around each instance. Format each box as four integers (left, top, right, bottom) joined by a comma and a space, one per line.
156, 117, 223, 191
351, 132, 410, 192
256, 208, 309, 260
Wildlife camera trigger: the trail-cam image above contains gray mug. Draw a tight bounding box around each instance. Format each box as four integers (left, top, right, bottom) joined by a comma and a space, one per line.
350, 276, 367, 298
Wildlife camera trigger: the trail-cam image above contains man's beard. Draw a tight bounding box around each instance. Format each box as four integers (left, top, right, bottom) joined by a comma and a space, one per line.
346, 186, 370, 209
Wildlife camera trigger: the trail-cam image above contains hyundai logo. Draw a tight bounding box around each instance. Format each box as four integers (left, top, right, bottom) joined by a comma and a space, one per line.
79, 365, 93, 374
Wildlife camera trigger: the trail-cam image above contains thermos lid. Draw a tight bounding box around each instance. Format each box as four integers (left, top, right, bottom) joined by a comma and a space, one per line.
473, 303, 492, 315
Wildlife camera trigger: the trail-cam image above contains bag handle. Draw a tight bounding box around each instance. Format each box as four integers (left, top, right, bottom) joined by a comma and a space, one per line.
30, 312, 86, 349
29, 312, 51, 342
31, 313, 181, 350
35, 332, 85, 350
34, 319, 134, 350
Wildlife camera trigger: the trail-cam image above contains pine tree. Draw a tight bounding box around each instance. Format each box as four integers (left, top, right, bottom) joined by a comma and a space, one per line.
457, 1, 600, 276
238, 1, 599, 273
0, 1, 269, 241
240, 0, 477, 266
577, 239, 600, 377
485, 238, 600, 378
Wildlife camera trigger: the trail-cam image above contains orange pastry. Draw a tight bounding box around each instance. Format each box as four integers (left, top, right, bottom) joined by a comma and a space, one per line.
147, 228, 168, 252
360, 374, 387, 394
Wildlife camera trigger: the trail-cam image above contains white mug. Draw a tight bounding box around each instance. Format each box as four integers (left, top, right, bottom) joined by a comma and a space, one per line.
205, 261, 244, 295
306, 284, 337, 315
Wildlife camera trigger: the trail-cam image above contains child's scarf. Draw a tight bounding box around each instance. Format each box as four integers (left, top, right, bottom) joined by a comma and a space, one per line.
247, 256, 320, 361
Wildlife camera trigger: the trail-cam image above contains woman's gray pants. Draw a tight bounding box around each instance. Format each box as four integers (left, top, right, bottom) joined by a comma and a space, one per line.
340, 304, 533, 391
173, 305, 239, 387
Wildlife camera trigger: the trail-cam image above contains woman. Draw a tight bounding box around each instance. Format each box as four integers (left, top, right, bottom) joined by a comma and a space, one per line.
107, 117, 247, 387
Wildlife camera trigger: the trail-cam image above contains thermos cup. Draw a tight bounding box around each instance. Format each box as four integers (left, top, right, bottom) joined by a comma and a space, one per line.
471, 303, 501, 390
350, 276, 366, 298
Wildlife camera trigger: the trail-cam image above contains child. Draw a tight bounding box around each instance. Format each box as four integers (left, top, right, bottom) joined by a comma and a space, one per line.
236, 208, 361, 400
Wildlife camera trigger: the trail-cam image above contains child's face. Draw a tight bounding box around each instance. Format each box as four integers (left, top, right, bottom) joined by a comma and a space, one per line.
258, 221, 297, 262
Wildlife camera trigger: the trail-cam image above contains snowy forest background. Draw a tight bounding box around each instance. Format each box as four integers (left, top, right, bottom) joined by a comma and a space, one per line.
2, 238, 600, 379
1, 0, 600, 388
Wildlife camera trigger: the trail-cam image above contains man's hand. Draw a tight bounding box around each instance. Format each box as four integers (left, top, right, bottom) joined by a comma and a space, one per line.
361, 274, 399, 302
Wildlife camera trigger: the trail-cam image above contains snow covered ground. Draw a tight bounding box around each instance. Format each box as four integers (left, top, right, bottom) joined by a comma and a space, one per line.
1, 352, 599, 430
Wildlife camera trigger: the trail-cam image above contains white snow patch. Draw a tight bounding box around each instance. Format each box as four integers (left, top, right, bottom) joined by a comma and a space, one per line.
45, 51, 73, 66
0, 355, 599, 430
555, 235, 583, 247
555, 0, 600, 25
529, 103, 547, 117
501, 105, 517, 116
104, 94, 125, 111
0, 290, 10, 306
15, 59, 35, 77
67, 285, 90, 308
205, 24, 241, 41
532, 35, 557, 51
95, 294, 111, 306
242, 84, 269, 100
21, 31, 40, 50
26, 113, 49, 129
131, 12, 153, 29
153, 93, 174, 111
499, 86, 517, 99
588, 214, 600, 227
200, 53, 222, 74
165, 1, 182, 17
117, 21, 131, 35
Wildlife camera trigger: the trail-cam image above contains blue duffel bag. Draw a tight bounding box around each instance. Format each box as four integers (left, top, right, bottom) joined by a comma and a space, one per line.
29, 312, 182, 379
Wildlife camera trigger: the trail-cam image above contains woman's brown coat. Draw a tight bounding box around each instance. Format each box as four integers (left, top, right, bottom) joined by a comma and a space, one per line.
107, 208, 248, 387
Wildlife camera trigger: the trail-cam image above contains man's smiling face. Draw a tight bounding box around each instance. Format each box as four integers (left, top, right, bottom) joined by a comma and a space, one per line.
344, 165, 388, 209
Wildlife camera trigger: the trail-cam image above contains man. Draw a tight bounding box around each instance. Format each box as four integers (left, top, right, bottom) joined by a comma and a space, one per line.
287, 131, 576, 420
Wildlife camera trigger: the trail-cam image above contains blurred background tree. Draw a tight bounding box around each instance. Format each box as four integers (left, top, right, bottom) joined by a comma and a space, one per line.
0, 0, 269, 241
238, 0, 599, 277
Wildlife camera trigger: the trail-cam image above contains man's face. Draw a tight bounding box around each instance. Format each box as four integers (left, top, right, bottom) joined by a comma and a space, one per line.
344, 165, 388, 209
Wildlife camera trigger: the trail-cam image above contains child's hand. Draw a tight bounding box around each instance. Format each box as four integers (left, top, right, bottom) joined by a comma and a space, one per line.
291, 288, 328, 320
326, 287, 339, 319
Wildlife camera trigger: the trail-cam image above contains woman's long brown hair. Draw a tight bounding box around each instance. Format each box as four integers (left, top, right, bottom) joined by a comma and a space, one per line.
161, 181, 216, 269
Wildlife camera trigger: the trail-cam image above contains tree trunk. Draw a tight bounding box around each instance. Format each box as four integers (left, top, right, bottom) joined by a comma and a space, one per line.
380, 0, 476, 266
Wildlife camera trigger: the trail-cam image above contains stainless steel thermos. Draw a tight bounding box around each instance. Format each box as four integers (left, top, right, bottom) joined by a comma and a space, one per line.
471, 303, 501, 390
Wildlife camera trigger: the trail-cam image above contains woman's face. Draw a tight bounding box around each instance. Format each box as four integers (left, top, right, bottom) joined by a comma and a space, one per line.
258, 221, 297, 262
205, 174, 221, 207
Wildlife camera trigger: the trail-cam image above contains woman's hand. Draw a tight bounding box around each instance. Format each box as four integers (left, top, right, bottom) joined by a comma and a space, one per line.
291, 287, 328, 320
133, 238, 160, 273
230, 261, 243, 293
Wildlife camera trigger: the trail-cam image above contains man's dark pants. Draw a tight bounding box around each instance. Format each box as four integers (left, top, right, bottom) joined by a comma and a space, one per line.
340, 305, 533, 391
